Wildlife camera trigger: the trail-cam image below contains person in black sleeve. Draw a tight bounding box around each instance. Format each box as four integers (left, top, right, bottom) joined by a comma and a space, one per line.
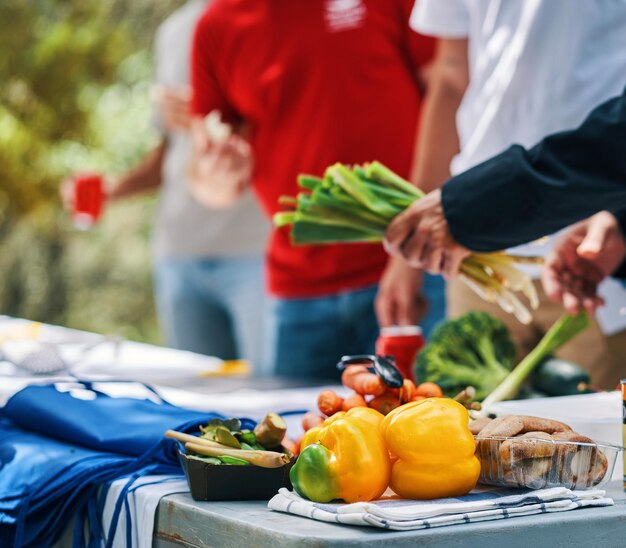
385, 86, 626, 312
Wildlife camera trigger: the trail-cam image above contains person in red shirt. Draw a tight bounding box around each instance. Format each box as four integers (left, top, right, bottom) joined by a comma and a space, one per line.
188, 0, 436, 379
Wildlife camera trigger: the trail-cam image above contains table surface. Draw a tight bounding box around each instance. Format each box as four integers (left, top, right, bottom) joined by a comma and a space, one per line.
153, 482, 626, 548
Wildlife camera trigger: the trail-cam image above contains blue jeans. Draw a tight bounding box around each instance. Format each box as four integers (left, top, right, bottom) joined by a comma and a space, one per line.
266, 285, 380, 380
266, 276, 446, 380
153, 257, 266, 370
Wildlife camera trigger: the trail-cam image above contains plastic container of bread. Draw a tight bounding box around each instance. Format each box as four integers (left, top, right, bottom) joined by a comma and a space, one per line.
474, 436, 621, 490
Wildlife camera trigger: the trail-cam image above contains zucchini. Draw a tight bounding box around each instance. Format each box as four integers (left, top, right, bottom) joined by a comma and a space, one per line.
530, 357, 590, 396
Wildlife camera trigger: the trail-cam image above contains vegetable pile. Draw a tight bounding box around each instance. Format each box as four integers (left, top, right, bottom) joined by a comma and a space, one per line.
302, 367, 444, 433
415, 312, 516, 401
166, 413, 291, 468
294, 399, 480, 503
414, 311, 590, 410
274, 161, 542, 324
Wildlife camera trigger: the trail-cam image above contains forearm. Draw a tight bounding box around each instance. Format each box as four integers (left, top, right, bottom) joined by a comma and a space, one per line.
611, 207, 626, 279
107, 141, 166, 200
410, 40, 468, 192
411, 76, 463, 191
442, 88, 626, 252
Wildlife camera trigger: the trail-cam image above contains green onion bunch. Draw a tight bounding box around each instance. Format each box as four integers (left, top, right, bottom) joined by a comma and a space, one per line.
274, 161, 543, 324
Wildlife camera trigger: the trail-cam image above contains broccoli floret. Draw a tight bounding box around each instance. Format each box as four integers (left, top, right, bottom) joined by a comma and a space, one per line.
415, 312, 516, 401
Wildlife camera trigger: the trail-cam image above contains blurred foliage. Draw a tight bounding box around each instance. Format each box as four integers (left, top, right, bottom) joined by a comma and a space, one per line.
0, 0, 185, 342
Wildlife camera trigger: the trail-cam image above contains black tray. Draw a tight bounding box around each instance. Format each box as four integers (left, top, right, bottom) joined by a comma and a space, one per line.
178, 450, 293, 501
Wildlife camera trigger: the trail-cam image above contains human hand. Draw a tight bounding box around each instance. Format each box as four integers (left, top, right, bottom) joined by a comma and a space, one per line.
384, 189, 470, 278
188, 118, 252, 208
542, 211, 626, 314
59, 175, 114, 210
375, 256, 427, 327
155, 85, 192, 132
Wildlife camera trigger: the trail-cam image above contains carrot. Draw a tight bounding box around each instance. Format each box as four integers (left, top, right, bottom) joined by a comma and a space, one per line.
292, 436, 303, 457
415, 382, 443, 398
382, 387, 401, 397
341, 393, 367, 411
302, 412, 325, 432
317, 390, 344, 416
281, 435, 298, 457
341, 365, 386, 396
400, 379, 417, 403
368, 394, 400, 415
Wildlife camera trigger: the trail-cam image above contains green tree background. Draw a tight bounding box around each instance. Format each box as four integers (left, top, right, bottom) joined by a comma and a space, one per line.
0, 0, 185, 342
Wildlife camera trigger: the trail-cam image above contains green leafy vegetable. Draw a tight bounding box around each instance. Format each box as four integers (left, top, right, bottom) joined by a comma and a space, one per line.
218, 455, 250, 466
415, 312, 517, 401
238, 430, 257, 446
188, 454, 222, 465
274, 162, 542, 324
215, 427, 241, 449
478, 312, 589, 413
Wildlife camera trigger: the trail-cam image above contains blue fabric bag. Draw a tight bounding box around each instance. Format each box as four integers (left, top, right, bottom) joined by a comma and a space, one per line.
0, 381, 253, 548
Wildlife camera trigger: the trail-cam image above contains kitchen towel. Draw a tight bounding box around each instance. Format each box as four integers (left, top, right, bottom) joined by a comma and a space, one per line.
268, 487, 613, 530
101, 475, 189, 548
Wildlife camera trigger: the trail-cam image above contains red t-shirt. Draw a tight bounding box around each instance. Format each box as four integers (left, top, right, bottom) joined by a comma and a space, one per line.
191, 0, 435, 298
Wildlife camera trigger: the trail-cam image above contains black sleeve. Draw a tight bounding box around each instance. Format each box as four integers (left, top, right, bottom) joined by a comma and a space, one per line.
610, 207, 626, 279
441, 86, 626, 252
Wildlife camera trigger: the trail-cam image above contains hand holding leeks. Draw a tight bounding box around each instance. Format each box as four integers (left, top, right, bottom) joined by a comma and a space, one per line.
274, 162, 543, 324
384, 188, 469, 278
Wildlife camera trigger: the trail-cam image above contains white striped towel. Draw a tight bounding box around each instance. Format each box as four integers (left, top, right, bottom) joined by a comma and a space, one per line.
268, 487, 613, 530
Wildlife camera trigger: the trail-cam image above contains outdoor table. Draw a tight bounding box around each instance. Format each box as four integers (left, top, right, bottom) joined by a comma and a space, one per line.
151, 482, 626, 547
3, 317, 622, 547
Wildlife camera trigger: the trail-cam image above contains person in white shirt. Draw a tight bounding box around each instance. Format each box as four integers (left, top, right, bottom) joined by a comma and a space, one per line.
408, 0, 626, 389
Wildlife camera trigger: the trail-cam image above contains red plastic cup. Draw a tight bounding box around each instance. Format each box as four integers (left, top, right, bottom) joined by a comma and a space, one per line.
375, 326, 425, 381
72, 173, 104, 230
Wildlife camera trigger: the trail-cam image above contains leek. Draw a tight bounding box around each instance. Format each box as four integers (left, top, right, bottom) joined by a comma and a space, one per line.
477, 312, 589, 415
274, 161, 544, 324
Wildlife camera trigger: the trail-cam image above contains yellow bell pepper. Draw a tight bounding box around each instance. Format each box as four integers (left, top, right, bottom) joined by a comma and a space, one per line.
381, 398, 480, 500
291, 407, 390, 503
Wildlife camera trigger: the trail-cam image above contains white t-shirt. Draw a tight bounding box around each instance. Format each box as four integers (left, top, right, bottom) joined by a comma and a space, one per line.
412, 0, 626, 335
